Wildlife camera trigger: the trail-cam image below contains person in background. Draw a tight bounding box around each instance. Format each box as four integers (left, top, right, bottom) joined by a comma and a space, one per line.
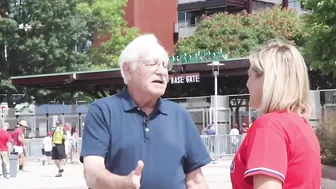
248, 117, 256, 128
2, 123, 9, 131
70, 126, 80, 164
204, 122, 216, 135
230, 40, 321, 189
42, 131, 53, 165
11, 120, 28, 171
51, 121, 67, 177
0, 123, 12, 179
229, 123, 240, 153
64, 124, 72, 164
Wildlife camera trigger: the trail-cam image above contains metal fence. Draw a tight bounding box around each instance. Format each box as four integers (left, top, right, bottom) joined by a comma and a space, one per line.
201, 134, 243, 159
0, 104, 88, 138
3, 89, 336, 139
24, 135, 243, 160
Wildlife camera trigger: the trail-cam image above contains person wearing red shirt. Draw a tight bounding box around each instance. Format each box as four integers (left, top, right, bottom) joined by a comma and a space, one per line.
0, 123, 12, 179
11, 120, 28, 171
230, 40, 321, 189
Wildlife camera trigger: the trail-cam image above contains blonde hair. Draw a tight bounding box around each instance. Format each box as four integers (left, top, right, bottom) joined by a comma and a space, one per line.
249, 40, 311, 119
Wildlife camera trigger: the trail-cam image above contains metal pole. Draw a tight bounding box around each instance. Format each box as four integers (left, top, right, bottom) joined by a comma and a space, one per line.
214, 70, 218, 135
4, 43, 7, 61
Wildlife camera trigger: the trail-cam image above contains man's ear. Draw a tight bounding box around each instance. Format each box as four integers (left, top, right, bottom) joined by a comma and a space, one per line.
122, 62, 132, 79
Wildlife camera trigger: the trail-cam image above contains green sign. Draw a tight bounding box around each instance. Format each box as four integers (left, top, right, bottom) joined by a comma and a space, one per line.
169, 49, 227, 65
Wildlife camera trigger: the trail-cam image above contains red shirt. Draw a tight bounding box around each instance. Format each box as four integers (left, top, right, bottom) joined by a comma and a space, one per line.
11, 128, 24, 146
230, 112, 321, 189
0, 129, 12, 151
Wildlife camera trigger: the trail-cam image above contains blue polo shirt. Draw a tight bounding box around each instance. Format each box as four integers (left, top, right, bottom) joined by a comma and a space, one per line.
80, 88, 211, 189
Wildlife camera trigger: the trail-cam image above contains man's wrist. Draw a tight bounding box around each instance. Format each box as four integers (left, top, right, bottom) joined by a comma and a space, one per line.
112, 175, 130, 188
95, 171, 129, 189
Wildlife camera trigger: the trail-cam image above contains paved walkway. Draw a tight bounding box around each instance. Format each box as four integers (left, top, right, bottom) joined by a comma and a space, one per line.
1, 158, 335, 189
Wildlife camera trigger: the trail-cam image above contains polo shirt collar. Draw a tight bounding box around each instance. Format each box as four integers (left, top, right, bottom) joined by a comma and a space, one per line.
120, 87, 168, 115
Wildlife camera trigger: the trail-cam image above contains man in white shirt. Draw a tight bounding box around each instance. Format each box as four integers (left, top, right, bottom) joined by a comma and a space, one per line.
229, 123, 240, 153
42, 131, 53, 165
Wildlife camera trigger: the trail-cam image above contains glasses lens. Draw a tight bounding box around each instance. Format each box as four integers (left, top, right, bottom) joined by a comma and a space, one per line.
167, 63, 173, 71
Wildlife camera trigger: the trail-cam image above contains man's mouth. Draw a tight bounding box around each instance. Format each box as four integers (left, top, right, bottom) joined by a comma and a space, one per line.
152, 80, 164, 84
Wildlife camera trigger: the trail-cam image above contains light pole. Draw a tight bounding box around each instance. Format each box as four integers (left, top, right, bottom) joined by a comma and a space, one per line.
207, 61, 224, 135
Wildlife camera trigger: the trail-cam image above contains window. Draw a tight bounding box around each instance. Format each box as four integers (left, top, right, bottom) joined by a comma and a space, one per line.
178, 12, 192, 22
252, 1, 274, 12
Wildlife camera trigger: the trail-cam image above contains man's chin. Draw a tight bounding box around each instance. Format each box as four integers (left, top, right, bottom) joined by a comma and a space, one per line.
149, 88, 166, 97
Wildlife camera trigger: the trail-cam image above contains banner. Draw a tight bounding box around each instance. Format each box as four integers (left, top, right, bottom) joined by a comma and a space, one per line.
169, 73, 200, 84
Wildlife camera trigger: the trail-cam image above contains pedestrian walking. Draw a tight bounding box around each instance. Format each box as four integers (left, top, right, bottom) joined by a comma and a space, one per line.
11, 120, 28, 171
42, 131, 53, 165
51, 121, 67, 177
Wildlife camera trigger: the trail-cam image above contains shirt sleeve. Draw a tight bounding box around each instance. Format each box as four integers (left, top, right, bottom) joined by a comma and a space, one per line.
6, 132, 12, 143
80, 102, 110, 163
244, 126, 288, 184
183, 110, 212, 174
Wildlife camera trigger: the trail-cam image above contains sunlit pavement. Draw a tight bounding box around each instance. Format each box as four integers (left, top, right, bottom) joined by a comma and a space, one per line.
0, 157, 334, 189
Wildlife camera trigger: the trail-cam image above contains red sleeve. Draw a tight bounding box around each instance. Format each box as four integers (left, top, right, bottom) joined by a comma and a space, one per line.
244, 125, 288, 184
11, 130, 16, 138
7, 132, 12, 142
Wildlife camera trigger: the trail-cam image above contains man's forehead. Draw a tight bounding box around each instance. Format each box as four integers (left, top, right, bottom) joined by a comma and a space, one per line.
138, 46, 168, 60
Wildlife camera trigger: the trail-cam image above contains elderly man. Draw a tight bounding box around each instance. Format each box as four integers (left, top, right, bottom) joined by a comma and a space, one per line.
80, 34, 211, 189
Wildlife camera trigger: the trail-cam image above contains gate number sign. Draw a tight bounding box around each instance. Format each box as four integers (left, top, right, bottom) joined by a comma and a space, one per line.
169, 73, 200, 84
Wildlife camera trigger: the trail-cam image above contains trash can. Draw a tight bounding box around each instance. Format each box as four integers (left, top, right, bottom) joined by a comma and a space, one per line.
9, 152, 19, 178
1, 152, 18, 178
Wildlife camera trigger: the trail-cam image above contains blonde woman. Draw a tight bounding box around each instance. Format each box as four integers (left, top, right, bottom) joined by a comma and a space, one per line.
230, 40, 321, 189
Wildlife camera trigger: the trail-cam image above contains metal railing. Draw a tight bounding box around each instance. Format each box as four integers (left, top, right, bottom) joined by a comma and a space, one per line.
24, 135, 243, 161
201, 134, 243, 159
178, 0, 206, 4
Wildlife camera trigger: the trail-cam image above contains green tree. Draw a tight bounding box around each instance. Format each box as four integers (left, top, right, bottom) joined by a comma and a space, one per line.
301, 0, 336, 75
175, 6, 306, 57
0, 0, 91, 107
0, 0, 137, 107
77, 0, 138, 69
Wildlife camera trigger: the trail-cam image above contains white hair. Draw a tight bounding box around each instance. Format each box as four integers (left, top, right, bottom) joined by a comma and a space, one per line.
118, 34, 169, 84
1, 122, 9, 129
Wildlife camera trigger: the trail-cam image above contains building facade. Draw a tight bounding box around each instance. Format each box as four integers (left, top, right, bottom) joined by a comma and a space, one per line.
124, 0, 177, 55
175, 0, 305, 40
92, 0, 305, 55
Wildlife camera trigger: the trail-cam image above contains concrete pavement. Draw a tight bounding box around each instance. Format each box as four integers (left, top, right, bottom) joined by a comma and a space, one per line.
1, 160, 233, 189
0, 158, 335, 189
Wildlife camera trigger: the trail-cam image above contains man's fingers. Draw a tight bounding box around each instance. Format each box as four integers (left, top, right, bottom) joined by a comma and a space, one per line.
133, 160, 144, 176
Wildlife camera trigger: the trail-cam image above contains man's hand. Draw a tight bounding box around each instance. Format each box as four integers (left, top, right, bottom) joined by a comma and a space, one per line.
186, 174, 208, 189
125, 160, 144, 189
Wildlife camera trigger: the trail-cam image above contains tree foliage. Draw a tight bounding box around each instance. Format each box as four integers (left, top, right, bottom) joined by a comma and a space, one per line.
175, 6, 307, 58
0, 0, 137, 107
317, 111, 336, 166
301, 0, 336, 75
77, 0, 138, 69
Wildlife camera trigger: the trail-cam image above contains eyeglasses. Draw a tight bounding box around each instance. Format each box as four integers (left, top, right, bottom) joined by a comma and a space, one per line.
142, 60, 173, 71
